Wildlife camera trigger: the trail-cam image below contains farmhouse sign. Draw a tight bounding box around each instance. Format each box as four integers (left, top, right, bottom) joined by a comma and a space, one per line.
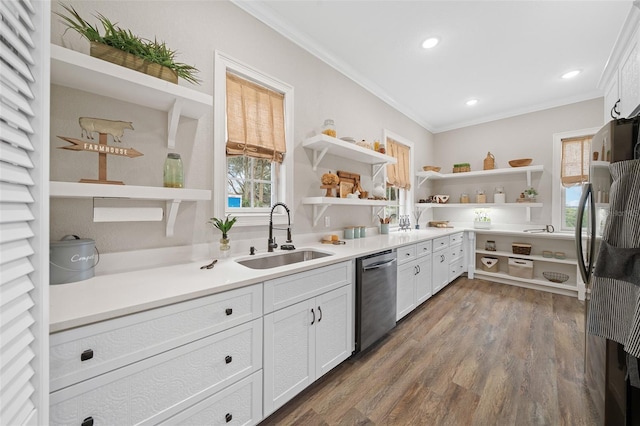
57, 117, 142, 185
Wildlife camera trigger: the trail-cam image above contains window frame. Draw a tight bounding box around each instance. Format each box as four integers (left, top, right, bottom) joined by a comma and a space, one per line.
214, 51, 294, 226
382, 129, 414, 227
551, 127, 600, 232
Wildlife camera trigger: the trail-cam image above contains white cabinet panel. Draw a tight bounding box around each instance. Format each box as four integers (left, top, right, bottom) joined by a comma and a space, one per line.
433, 250, 449, 295
397, 244, 417, 264
415, 255, 433, 305
50, 319, 262, 426
316, 285, 353, 377
397, 262, 417, 320
50, 284, 262, 391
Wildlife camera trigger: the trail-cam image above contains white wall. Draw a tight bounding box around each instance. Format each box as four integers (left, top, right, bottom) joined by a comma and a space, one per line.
429, 98, 603, 226
49, 1, 434, 259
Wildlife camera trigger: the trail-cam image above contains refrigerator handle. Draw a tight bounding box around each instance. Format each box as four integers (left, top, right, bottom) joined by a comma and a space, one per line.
576, 182, 592, 284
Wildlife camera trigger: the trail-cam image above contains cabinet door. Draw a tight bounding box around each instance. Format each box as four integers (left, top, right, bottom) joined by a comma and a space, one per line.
415, 255, 433, 305
396, 262, 416, 321
315, 285, 353, 378
432, 251, 449, 295
263, 299, 315, 416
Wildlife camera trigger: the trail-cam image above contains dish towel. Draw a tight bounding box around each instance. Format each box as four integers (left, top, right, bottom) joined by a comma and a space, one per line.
588, 158, 640, 387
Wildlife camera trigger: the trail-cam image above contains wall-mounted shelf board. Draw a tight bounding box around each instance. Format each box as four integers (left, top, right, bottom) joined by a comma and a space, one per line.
475, 249, 577, 265
416, 165, 544, 187
592, 161, 610, 169
50, 44, 213, 148
302, 134, 396, 179
418, 201, 543, 221
301, 196, 391, 226
50, 181, 211, 237
474, 269, 578, 293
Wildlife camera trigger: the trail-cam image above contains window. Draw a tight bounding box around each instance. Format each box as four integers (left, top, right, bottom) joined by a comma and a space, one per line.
214, 52, 293, 226
552, 128, 599, 232
383, 130, 414, 226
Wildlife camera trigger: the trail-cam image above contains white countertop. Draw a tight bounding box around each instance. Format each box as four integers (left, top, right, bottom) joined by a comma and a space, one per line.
49, 228, 459, 333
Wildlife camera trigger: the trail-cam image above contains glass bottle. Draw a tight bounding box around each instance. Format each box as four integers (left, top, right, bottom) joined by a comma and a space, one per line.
163, 153, 184, 188
321, 119, 337, 138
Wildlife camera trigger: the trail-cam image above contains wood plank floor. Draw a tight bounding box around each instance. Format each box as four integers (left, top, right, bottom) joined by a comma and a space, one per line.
260, 277, 598, 425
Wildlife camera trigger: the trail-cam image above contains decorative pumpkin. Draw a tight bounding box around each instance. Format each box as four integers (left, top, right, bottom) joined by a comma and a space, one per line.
321, 172, 340, 186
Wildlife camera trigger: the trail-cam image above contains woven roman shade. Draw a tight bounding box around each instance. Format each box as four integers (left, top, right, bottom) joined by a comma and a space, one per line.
226, 72, 286, 163
561, 136, 592, 187
386, 137, 411, 190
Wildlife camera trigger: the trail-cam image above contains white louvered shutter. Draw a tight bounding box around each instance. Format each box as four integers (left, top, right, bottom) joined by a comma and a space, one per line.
1, 0, 49, 425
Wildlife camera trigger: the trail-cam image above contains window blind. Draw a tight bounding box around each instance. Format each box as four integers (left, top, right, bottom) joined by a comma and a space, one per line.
386, 137, 411, 190
561, 136, 592, 187
226, 72, 286, 163
0, 0, 43, 424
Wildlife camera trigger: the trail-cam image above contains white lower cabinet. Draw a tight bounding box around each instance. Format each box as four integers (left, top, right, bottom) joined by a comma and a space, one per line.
50, 319, 263, 426
263, 261, 353, 416
396, 240, 433, 321
49, 284, 264, 426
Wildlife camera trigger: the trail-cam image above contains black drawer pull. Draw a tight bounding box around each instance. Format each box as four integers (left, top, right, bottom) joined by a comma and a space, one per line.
225, 413, 232, 423
81, 349, 94, 361
225, 308, 233, 316
81, 416, 94, 426
225, 355, 232, 364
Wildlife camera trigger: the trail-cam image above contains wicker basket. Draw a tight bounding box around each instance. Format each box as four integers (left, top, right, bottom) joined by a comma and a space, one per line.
512, 243, 532, 255
453, 163, 471, 173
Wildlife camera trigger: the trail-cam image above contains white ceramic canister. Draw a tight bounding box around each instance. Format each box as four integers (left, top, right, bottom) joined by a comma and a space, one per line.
50, 235, 99, 284
494, 187, 506, 204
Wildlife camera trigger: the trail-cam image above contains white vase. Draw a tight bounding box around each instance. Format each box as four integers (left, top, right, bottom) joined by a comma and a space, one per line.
372, 183, 385, 198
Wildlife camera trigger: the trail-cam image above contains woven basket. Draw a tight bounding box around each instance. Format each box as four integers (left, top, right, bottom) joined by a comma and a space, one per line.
90, 42, 179, 84
512, 243, 532, 255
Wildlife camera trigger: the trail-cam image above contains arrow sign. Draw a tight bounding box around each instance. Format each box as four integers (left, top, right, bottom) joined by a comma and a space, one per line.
57, 136, 143, 158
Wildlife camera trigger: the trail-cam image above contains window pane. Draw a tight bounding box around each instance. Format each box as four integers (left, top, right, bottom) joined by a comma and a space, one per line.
252, 182, 272, 207
563, 185, 584, 229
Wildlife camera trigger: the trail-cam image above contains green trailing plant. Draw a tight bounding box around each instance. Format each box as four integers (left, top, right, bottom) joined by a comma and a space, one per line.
524, 187, 538, 197
55, 3, 201, 84
209, 215, 237, 239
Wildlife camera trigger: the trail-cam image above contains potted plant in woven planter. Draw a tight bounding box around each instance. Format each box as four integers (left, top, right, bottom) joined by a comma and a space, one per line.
55, 3, 200, 84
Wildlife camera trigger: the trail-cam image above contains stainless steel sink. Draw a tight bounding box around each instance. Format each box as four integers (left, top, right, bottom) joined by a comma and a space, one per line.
235, 249, 333, 269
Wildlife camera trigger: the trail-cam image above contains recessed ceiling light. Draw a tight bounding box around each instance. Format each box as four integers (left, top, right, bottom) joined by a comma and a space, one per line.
562, 70, 581, 79
422, 37, 439, 49
466, 99, 478, 106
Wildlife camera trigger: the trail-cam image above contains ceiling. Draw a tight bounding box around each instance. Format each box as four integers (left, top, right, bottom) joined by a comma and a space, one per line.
232, 1, 633, 133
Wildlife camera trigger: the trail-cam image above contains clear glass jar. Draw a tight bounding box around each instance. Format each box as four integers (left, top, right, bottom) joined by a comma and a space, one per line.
460, 193, 470, 203
321, 119, 336, 138
476, 189, 486, 204
163, 153, 184, 188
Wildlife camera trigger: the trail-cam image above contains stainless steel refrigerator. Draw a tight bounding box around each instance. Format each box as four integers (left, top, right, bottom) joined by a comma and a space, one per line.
576, 116, 640, 426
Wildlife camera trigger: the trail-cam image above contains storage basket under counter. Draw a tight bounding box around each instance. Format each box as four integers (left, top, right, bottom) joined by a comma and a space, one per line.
511, 243, 532, 256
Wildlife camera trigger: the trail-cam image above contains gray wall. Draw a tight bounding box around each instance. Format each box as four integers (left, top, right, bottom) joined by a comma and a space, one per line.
430, 98, 604, 225
50, 1, 434, 254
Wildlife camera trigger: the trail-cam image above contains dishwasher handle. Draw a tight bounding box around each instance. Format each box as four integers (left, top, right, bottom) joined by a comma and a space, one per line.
362, 258, 397, 271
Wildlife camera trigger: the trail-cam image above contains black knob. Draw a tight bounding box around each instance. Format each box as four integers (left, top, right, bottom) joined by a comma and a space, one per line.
225, 308, 233, 316
225, 413, 233, 423
81, 417, 94, 426
81, 349, 94, 361
225, 355, 232, 364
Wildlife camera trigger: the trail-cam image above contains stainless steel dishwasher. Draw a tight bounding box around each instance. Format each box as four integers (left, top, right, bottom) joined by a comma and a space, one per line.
355, 249, 397, 353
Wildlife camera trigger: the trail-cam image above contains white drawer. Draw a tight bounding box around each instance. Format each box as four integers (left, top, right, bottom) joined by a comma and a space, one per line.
397, 244, 417, 264
264, 261, 352, 314
449, 232, 464, 246
449, 259, 465, 281
433, 236, 449, 252
449, 244, 464, 263
50, 319, 262, 426
50, 284, 262, 392
160, 371, 262, 426
416, 240, 432, 257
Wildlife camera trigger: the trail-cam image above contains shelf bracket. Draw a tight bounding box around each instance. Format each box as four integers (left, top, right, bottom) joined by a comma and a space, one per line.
372, 163, 386, 180
165, 199, 182, 237
167, 98, 184, 149
312, 204, 331, 227
417, 175, 430, 187
311, 147, 330, 171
